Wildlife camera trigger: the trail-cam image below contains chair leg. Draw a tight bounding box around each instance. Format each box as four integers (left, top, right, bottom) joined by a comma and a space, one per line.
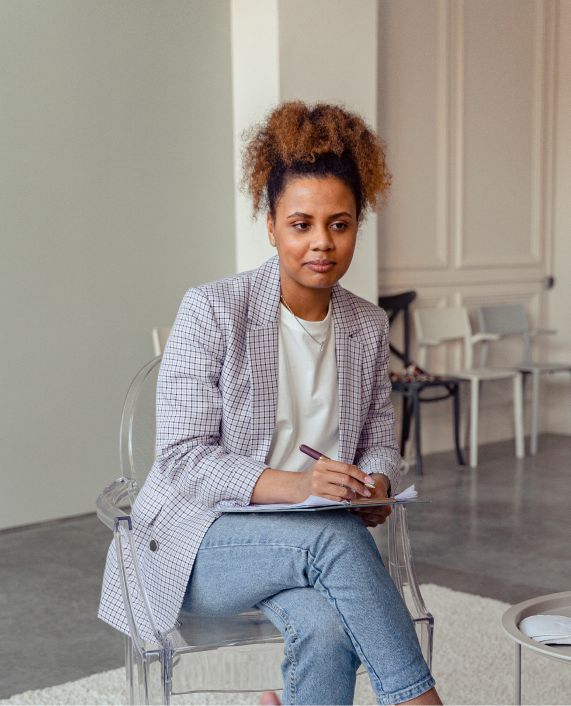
514, 642, 521, 705
413, 390, 423, 475
469, 379, 479, 467
401, 396, 412, 458
514, 373, 525, 459
125, 634, 135, 706
530, 370, 540, 456
452, 383, 465, 466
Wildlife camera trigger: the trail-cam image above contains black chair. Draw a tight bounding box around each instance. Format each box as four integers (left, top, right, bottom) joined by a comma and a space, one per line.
378, 291, 465, 475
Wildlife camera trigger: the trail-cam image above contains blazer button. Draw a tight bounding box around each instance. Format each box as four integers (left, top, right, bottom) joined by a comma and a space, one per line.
149, 540, 158, 552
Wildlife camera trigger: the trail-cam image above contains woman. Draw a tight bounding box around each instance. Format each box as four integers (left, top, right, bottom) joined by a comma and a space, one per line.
99, 102, 441, 705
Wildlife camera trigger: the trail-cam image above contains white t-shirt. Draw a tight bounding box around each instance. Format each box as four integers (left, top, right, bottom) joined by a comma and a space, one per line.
265, 302, 339, 473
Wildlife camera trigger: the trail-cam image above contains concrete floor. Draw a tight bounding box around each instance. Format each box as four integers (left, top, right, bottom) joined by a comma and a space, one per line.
0, 433, 570, 699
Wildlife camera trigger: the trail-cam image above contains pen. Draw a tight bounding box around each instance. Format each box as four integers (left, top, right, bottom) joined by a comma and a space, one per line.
299, 444, 376, 488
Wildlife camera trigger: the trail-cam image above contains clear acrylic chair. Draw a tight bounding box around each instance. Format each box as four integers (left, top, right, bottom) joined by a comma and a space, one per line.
96, 356, 434, 704
477, 304, 571, 455
413, 307, 525, 468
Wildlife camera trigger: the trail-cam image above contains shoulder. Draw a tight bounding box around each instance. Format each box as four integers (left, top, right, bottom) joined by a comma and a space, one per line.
185, 268, 253, 309
177, 255, 279, 328
337, 287, 388, 335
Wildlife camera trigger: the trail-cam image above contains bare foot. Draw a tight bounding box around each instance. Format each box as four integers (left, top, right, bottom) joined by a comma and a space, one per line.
260, 691, 281, 705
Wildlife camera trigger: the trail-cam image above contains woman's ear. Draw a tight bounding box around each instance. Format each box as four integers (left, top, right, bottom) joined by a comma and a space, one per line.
267, 212, 276, 247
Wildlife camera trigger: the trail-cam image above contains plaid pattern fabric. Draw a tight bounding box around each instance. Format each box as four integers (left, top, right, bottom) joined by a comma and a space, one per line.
98, 255, 400, 640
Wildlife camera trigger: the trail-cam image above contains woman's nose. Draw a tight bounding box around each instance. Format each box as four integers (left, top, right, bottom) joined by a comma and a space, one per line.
310, 226, 333, 250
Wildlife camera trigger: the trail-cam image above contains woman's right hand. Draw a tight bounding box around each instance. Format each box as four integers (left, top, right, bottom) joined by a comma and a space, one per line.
293, 458, 375, 503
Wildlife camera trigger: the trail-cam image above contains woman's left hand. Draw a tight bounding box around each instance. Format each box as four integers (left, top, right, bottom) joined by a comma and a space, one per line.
350, 473, 392, 527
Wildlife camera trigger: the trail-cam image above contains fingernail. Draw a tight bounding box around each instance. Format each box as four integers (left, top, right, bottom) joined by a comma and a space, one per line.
364, 476, 375, 487
362, 488, 371, 497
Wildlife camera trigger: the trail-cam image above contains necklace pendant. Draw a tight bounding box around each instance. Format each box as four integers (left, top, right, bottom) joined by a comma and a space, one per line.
320, 342, 324, 352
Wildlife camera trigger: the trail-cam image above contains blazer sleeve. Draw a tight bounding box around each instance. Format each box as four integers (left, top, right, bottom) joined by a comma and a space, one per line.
353, 309, 401, 494
154, 287, 267, 510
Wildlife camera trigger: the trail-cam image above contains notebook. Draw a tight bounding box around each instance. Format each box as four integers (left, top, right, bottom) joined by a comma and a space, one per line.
220, 485, 426, 513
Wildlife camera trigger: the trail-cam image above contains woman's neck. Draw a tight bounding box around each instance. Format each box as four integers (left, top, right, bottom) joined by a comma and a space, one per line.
280, 284, 332, 322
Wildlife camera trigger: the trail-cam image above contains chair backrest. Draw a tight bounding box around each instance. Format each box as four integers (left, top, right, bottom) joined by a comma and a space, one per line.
120, 356, 162, 488
378, 291, 417, 368
413, 307, 472, 342
152, 327, 172, 356
414, 307, 474, 370
477, 304, 529, 336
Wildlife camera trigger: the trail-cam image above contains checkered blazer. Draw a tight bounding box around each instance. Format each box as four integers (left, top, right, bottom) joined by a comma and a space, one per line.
98, 255, 400, 640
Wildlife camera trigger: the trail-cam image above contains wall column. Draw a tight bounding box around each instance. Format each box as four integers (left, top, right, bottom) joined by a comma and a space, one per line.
231, 0, 379, 304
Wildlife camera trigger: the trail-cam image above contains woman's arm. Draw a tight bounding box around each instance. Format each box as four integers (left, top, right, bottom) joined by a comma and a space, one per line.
155, 287, 268, 510
251, 460, 377, 504
354, 309, 401, 495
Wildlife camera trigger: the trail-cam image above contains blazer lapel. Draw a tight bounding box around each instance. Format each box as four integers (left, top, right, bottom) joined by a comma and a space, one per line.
247, 256, 281, 462
332, 285, 363, 464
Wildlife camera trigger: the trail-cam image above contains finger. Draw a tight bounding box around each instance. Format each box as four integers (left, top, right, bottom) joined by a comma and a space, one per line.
361, 512, 387, 523
319, 493, 352, 503
319, 460, 376, 488
323, 470, 371, 498
361, 514, 387, 526
355, 504, 392, 516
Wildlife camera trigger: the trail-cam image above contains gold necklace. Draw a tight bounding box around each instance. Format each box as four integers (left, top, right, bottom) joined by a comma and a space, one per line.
280, 295, 331, 352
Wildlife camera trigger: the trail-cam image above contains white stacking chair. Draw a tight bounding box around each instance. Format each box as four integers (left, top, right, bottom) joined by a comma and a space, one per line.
96, 355, 435, 704
413, 307, 524, 468
478, 304, 571, 455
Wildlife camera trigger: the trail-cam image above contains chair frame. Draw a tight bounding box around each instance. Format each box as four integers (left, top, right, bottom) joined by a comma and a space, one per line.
97, 356, 434, 704
477, 304, 571, 455
413, 307, 525, 468
379, 292, 465, 475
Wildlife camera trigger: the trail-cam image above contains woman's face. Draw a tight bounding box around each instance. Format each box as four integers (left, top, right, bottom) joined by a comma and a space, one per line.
267, 176, 358, 296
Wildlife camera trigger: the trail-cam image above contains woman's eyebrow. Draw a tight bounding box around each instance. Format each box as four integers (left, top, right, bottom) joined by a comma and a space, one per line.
286, 211, 353, 219
329, 212, 353, 219
287, 211, 313, 219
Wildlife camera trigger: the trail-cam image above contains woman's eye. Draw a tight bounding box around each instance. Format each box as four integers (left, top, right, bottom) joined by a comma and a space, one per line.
292, 222, 310, 231
331, 222, 348, 231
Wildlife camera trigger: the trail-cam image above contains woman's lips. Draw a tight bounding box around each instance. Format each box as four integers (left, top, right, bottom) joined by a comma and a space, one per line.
305, 260, 335, 272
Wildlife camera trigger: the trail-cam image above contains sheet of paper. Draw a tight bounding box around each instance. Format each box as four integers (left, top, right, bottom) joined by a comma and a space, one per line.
394, 484, 417, 501
221, 485, 418, 512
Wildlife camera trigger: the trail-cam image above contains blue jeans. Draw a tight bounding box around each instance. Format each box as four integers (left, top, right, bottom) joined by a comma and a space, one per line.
181, 511, 434, 705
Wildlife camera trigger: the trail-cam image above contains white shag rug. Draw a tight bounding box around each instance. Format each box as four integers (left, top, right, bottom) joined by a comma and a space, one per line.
2, 584, 570, 705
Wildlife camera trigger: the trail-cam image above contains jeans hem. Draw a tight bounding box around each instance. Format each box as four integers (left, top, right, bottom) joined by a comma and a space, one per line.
374, 674, 436, 706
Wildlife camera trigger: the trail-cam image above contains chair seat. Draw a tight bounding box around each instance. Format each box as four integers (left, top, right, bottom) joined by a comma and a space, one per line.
515, 363, 571, 373
454, 368, 520, 381
171, 641, 285, 694
391, 376, 463, 390
174, 609, 283, 650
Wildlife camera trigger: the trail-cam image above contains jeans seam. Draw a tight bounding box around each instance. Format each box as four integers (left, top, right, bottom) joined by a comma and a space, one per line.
260, 598, 298, 705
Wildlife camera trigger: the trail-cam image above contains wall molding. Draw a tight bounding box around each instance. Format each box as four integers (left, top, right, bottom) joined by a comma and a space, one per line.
456, 0, 555, 270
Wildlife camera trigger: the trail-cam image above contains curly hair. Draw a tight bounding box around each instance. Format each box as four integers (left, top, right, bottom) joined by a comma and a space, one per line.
240, 101, 391, 221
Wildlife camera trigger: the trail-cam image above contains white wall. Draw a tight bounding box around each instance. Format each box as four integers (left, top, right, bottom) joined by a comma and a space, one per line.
0, 0, 236, 529
378, 0, 563, 454
545, 0, 571, 433
231, 0, 379, 304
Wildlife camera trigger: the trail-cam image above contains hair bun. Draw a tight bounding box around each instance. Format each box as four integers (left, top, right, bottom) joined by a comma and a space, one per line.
241, 101, 391, 220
